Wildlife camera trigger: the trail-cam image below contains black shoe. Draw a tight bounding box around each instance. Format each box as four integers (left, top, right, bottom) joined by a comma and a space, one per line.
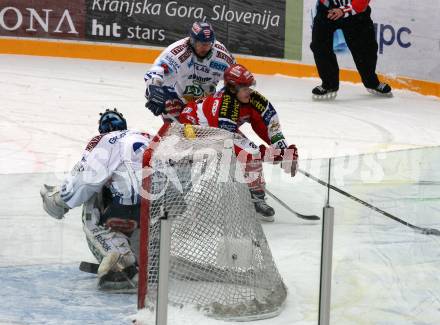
312, 85, 338, 100
250, 190, 275, 222
367, 83, 393, 97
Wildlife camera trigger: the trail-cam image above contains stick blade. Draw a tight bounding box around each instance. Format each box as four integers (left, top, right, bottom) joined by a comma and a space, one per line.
79, 261, 99, 274
295, 213, 320, 221
421, 228, 440, 236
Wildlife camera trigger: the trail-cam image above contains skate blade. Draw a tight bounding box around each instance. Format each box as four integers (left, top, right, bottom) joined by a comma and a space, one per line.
367, 88, 393, 97
256, 213, 275, 223
312, 92, 337, 101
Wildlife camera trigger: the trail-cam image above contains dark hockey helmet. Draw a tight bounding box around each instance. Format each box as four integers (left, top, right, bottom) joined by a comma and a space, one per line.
189, 21, 215, 46
98, 108, 127, 134
224, 64, 256, 91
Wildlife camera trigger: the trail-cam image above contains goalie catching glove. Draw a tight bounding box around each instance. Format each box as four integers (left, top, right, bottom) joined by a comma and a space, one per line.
40, 184, 70, 219
145, 85, 184, 120
259, 144, 298, 177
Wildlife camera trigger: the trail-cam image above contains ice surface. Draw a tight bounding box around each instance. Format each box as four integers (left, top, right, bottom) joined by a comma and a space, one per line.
1, 55, 439, 324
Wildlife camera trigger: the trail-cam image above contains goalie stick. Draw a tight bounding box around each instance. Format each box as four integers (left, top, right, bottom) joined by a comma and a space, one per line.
265, 188, 320, 221
79, 261, 99, 274
298, 168, 440, 236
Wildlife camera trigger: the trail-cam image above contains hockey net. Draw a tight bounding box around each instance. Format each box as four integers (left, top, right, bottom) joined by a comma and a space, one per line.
138, 123, 287, 321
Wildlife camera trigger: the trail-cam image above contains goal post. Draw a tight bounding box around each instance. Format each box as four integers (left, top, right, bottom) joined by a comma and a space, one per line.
137, 123, 287, 321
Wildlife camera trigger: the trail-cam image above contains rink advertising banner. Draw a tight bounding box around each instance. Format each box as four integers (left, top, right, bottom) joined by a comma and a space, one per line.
0, 0, 303, 60
85, 0, 289, 58
301, 0, 440, 82
0, 0, 85, 39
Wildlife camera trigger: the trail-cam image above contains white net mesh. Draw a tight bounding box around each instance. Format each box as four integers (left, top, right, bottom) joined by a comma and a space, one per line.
142, 124, 287, 321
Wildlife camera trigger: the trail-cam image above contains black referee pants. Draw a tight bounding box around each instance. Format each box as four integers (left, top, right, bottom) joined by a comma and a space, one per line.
310, 5, 380, 90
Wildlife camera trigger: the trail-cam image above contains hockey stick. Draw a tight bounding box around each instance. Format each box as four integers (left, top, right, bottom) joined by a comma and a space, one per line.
80, 261, 137, 289
298, 169, 440, 236
79, 261, 99, 274
265, 188, 320, 221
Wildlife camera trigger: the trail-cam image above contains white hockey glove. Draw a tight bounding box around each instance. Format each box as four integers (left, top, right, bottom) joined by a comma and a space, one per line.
259, 144, 298, 177
40, 184, 70, 219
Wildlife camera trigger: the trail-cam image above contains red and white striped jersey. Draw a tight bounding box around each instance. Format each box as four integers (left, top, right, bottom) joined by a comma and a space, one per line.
179, 89, 288, 149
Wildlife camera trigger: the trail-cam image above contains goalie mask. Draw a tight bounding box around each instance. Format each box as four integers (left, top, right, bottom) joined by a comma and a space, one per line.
98, 108, 127, 134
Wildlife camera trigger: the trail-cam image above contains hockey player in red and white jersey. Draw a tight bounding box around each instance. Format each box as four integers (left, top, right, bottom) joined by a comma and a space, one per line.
40, 109, 152, 290
144, 21, 235, 122
179, 64, 298, 222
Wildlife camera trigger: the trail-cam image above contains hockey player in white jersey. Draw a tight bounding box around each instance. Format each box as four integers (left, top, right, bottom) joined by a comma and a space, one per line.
40, 109, 152, 290
144, 21, 235, 122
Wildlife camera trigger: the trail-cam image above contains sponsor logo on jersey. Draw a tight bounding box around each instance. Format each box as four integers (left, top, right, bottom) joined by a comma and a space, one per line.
185, 115, 197, 125
85, 134, 104, 151
263, 104, 277, 124
161, 63, 170, 75
109, 130, 128, 144
170, 43, 187, 55
269, 121, 281, 133
133, 142, 146, 154
182, 106, 193, 114
250, 92, 268, 113
194, 63, 209, 73
218, 119, 237, 132
209, 60, 228, 72
163, 55, 179, 71
214, 43, 227, 52
183, 85, 204, 100
188, 74, 212, 83
216, 51, 234, 65
219, 93, 240, 132
270, 132, 285, 145
212, 99, 220, 116
178, 49, 192, 63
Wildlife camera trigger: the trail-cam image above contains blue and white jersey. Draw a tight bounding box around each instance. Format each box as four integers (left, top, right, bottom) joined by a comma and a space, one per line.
60, 130, 152, 208
144, 37, 235, 104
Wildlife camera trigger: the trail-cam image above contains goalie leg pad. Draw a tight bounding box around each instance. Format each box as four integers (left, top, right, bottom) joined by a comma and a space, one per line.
82, 198, 136, 276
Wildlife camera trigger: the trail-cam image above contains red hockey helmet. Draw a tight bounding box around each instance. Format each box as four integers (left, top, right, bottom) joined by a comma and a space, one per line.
224, 64, 256, 91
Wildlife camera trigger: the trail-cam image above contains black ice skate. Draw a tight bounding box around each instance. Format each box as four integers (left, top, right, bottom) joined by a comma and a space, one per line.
312, 85, 338, 100
98, 264, 138, 292
367, 82, 393, 97
251, 190, 275, 222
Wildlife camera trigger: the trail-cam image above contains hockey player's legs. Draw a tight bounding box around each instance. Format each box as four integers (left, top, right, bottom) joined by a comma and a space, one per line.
342, 8, 380, 89
234, 137, 275, 222
310, 12, 340, 90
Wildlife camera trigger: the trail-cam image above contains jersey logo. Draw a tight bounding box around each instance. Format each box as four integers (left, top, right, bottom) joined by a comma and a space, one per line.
250, 91, 269, 114
178, 49, 192, 63
194, 63, 209, 73
133, 142, 146, 154
170, 43, 187, 55
216, 51, 234, 65
263, 104, 277, 124
212, 99, 220, 116
161, 63, 170, 75
209, 60, 228, 72
85, 135, 104, 151
218, 93, 240, 132
214, 43, 227, 52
